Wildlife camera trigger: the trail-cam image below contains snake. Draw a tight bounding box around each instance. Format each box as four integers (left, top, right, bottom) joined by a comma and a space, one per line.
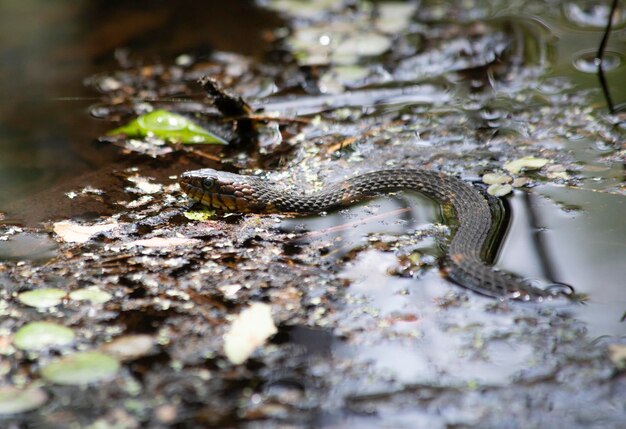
179, 168, 567, 301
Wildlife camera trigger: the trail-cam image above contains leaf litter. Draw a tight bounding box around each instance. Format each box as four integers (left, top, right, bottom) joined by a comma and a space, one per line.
1, 0, 625, 427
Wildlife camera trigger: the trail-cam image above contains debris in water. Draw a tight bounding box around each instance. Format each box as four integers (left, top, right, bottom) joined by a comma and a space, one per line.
53, 220, 118, 243
0, 385, 48, 415
100, 334, 156, 361
503, 156, 550, 174
223, 303, 277, 365
69, 287, 112, 305
18, 288, 66, 308
41, 351, 120, 385
487, 183, 513, 197
13, 321, 75, 351
608, 343, 626, 368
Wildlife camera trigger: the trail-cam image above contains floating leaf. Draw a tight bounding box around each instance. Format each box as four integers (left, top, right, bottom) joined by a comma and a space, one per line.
108, 109, 226, 144
69, 287, 112, 305
546, 164, 570, 180
223, 303, 277, 364
608, 344, 626, 368
18, 289, 66, 308
503, 157, 550, 174
53, 220, 118, 244
41, 352, 120, 385
482, 172, 512, 185
100, 334, 155, 361
0, 386, 48, 415
319, 65, 370, 93
333, 32, 392, 64
13, 322, 75, 351
376, 2, 418, 33
290, 23, 392, 66
512, 177, 531, 187
487, 183, 513, 197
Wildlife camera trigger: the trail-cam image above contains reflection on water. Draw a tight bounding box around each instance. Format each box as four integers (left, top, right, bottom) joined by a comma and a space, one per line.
531, 185, 626, 337
279, 192, 440, 260
0, 0, 277, 209
281, 186, 625, 337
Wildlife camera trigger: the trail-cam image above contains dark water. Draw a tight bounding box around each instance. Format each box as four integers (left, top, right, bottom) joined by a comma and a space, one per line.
0, 0, 278, 208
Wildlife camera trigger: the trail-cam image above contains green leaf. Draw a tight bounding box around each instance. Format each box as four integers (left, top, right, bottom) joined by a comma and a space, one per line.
18, 288, 66, 308
108, 109, 227, 144
503, 157, 550, 174
41, 352, 120, 385
13, 321, 75, 351
0, 386, 48, 415
487, 183, 513, 197
69, 287, 112, 305
183, 207, 216, 221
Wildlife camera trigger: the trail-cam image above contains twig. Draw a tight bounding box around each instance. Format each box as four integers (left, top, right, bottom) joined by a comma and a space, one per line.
596, 0, 619, 114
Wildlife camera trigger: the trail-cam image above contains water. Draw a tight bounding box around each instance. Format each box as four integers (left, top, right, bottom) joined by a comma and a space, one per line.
279, 185, 625, 337
1, 1, 625, 427
0, 0, 278, 209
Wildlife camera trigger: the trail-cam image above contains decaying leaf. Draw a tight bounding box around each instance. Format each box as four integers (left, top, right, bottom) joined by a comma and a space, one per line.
53, 220, 118, 243
0, 386, 48, 415
487, 183, 513, 197
223, 303, 277, 364
100, 334, 156, 361
608, 343, 626, 368
503, 157, 550, 174
482, 172, 512, 185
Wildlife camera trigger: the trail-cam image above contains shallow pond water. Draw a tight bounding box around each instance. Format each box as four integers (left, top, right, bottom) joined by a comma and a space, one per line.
280, 184, 625, 338
1, 1, 625, 428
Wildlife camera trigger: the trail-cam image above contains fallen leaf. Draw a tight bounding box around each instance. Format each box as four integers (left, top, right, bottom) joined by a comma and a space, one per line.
487, 183, 513, 197
0, 386, 48, 415
223, 303, 277, 364
53, 220, 118, 243
101, 334, 156, 361
184, 208, 216, 221
608, 344, 626, 368
108, 109, 227, 144
503, 157, 550, 174
482, 172, 512, 185
126, 176, 163, 194
13, 322, 75, 351
18, 288, 66, 308
41, 351, 120, 385
69, 287, 112, 304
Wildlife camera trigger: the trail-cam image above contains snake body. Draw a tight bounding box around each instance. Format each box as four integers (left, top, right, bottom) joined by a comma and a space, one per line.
180, 168, 560, 301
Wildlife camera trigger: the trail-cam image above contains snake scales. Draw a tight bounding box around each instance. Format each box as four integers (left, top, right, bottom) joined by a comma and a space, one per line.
180, 168, 567, 301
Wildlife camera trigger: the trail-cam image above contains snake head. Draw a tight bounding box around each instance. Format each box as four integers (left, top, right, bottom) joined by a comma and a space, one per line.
179, 168, 269, 213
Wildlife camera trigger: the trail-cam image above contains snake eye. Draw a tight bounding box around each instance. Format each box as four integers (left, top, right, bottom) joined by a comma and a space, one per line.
203, 177, 216, 188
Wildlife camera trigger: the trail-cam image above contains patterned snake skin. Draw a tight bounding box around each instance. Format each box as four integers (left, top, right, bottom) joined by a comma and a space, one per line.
180, 168, 565, 301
